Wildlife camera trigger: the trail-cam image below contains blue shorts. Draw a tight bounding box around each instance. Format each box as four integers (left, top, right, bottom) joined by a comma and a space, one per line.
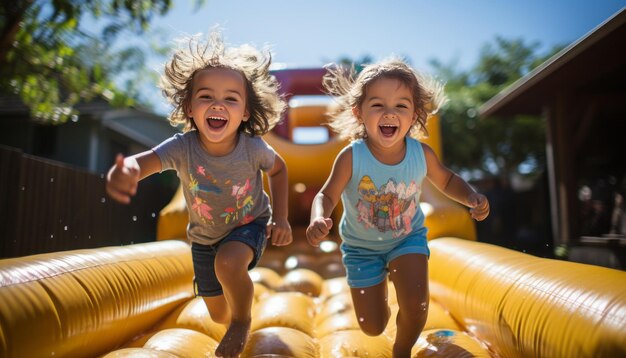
341, 234, 430, 288
191, 219, 268, 297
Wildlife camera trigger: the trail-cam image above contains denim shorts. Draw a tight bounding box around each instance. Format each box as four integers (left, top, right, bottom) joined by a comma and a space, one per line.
191, 219, 268, 297
341, 233, 430, 288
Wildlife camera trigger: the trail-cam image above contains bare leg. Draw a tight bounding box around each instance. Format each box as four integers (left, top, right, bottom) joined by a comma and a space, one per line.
388, 254, 429, 358
213, 241, 255, 358
350, 279, 391, 336
202, 295, 231, 324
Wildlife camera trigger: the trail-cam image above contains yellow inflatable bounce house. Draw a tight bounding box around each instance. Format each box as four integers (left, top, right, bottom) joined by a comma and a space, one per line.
1, 69, 625, 357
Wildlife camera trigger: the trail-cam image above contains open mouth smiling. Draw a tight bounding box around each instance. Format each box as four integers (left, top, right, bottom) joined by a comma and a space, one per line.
379, 124, 398, 136
207, 116, 227, 129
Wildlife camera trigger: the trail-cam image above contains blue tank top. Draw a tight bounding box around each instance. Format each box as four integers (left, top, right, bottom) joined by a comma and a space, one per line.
339, 138, 427, 249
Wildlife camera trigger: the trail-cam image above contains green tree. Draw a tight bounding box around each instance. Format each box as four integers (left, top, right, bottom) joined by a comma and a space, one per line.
335, 55, 374, 73
0, 0, 197, 123
431, 36, 563, 180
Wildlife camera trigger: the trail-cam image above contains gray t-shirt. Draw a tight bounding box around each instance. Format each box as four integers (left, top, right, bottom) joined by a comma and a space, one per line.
154, 131, 275, 245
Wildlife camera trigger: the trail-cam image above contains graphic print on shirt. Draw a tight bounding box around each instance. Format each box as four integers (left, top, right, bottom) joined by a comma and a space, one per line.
356, 175, 420, 238
222, 178, 255, 225
189, 165, 255, 226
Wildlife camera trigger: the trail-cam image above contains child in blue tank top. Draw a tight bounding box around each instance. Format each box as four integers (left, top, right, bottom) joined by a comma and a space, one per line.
307, 58, 490, 357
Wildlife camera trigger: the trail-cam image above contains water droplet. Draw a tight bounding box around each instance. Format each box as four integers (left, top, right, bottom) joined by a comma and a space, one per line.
130, 241, 134, 244
20, 186, 25, 191
285, 256, 298, 269
151, 212, 156, 218
100, 174, 105, 179
64, 226, 68, 231
359, 317, 364, 322
132, 216, 137, 221
50, 178, 54, 182
88, 235, 91, 239
393, 269, 397, 272
360, 290, 365, 294
50, 234, 54, 239
101, 197, 106, 203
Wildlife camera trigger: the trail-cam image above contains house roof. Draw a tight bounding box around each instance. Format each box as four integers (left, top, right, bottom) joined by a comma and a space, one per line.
0, 94, 178, 148
479, 8, 626, 117
101, 109, 179, 148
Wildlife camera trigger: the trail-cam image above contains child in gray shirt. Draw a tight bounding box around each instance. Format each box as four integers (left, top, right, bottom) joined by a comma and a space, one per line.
106, 30, 292, 358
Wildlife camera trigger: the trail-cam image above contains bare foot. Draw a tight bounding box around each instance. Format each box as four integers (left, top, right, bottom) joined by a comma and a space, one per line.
215, 319, 251, 357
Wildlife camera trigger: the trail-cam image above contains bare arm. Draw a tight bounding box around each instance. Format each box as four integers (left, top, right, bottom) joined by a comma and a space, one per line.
422, 143, 490, 221
105, 150, 162, 204
306, 147, 353, 246
265, 152, 292, 246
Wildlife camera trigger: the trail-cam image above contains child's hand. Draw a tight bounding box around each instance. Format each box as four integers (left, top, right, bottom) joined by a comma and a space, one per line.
266, 217, 292, 246
306, 217, 333, 247
468, 193, 490, 221
106, 154, 140, 204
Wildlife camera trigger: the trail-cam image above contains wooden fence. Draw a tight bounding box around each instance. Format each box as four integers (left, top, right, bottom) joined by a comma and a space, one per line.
0, 145, 178, 258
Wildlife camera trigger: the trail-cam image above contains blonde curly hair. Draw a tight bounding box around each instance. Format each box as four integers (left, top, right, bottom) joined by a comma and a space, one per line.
159, 30, 286, 135
323, 57, 447, 141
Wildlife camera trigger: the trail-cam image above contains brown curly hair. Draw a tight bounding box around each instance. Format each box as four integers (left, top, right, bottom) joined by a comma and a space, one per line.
323, 57, 447, 141
159, 30, 286, 135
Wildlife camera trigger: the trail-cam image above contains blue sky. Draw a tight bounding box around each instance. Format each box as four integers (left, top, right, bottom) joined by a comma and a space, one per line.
144, 0, 624, 68
87, 0, 625, 114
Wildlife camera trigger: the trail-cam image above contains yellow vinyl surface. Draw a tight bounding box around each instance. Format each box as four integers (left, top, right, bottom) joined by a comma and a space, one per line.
2, 238, 626, 357
429, 237, 626, 358
0, 241, 194, 358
